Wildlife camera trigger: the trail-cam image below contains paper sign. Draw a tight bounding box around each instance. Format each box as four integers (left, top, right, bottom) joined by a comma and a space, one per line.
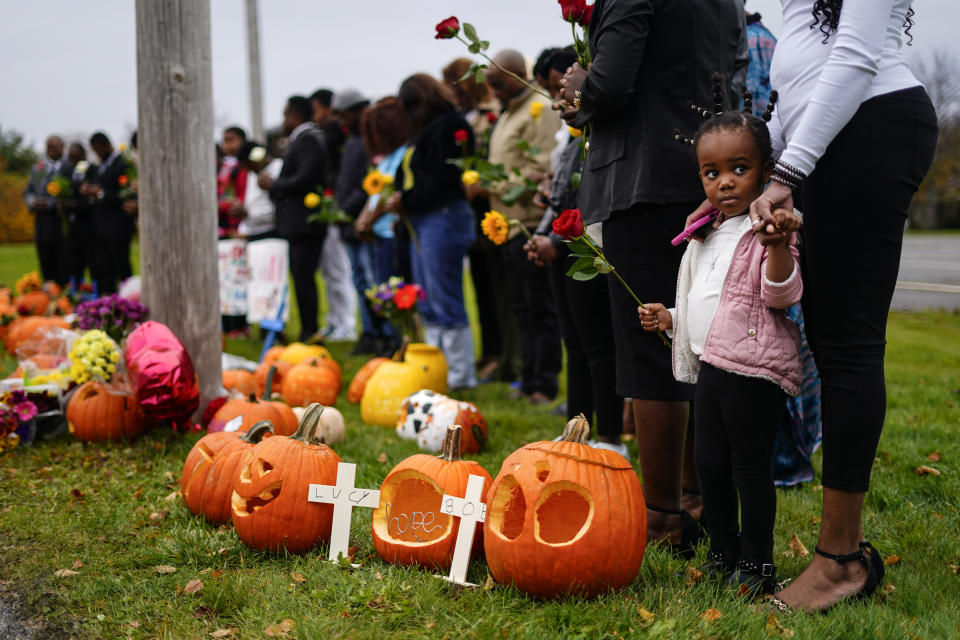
437, 474, 487, 587
246, 238, 290, 325
223, 416, 243, 433
308, 462, 381, 564
217, 239, 249, 316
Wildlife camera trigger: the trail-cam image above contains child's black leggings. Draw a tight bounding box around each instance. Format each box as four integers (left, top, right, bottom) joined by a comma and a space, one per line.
694, 362, 786, 561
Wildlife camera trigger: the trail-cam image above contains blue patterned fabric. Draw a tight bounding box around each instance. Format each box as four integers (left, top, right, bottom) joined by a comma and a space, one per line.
744, 15, 778, 118
773, 304, 823, 486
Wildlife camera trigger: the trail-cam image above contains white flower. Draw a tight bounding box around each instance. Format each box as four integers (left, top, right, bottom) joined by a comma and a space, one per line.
248, 146, 266, 163
74, 161, 90, 175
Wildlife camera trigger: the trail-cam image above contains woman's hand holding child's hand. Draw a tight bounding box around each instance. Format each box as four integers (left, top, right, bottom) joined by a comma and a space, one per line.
639, 303, 672, 333
755, 208, 801, 246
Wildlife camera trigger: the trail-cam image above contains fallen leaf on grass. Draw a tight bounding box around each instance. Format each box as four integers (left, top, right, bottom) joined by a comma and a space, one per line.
164, 470, 176, 483
636, 607, 656, 624
0, 506, 11, 514
264, 619, 295, 637
885, 555, 901, 566
700, 608, 722, 621
881, 584, 896, 595
949, 565, 960, 576
928, 452, 941, 462
914, 465, 941, 476
291, 572, 306, 583
127, 621, 140, 629
155, 565, 177, 574
209, 630, 236, 639
210, 569, 223, 578
377, 453, 388, 464
788, 534, 809, 557
367, 596, 387, 609
183, 579, 203, 594
483, 573, 495, 590
193, 606, 215, 620
764, 613, 794, 637
375, 571, 385, 581
686, 566, 704, 585
149, 510, 169, 522
72, 559, 83, 569
54, 569, 78, 577
164, 491, 179, 502
70, 488, 85, 500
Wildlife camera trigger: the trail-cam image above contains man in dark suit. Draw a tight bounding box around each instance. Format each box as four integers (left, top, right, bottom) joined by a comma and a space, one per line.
23, 135, 70, 284
258, 95, 329, 342
63, 142, 97, 285
81, 131, 133, 294
560, 0, 743, 551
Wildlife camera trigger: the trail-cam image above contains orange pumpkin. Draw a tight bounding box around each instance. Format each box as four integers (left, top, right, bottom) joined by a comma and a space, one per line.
483, 415, 647, 599
262, 345, 285, 364
193, 422, 274, 524
207, 393, 284, 434
66, 381, 147, 442
180, 431, 244, 499
254, 359, 291, 396
222, 369, 257, 396
55, 297, 73, 315
371, 425, 492, 570
278, 342, 331, 365
281, 358, 340, 407
231, 404, 342, 552
3, 316, 70, 353
261, 366, 298, 436
14, 291, 52, 315
347, 357, 388, 404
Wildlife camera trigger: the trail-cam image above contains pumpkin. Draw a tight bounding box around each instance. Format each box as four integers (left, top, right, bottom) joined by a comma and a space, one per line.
262, 345, 285, 364
3, 316, 70, 353
66, 380, 147, 442
223, 369, 257, 396
361, 342, 448, 427
207, 393, 285, 434
254, 359, 291, 396
396, 390, 446, 441
14, 291, 52, 315
194, 422, 273, 524
371, 425, 492, 570
282, 358, 340, 407
416, 397, 487, 454
292, 405, 345, 445
279, 342, 331, 365
231, 404, 342, 553
180, 430, 243, 499
483, 415, 647, 599
261, 366, 298, 436
347, 357, 388, 404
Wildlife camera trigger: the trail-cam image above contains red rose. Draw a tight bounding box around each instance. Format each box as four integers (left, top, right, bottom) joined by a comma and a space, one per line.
552, 208, 585, 240
581, 4, 594, 26
453, 129, 469, 144
434, 16, 460, 40
324, 188, 333, 197
558, 0, 587, 22
118, 174, 130, 187
394, 284, 421, 311
487, 111, 498, 124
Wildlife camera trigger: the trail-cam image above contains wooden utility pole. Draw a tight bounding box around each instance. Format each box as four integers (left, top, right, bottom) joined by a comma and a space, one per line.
135, 0, 222, 412
245, 0, 265, 141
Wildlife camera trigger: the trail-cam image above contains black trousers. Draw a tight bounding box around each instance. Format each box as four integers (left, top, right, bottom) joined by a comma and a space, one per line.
66, 214, 96, 285
94, 232, 132, 294
694, 363, 786, 561
800, 87, 938, 492
550, 244, 621, 438
35, 211, 66, 285
288, 233, 326, 341
502, 234, 562, 398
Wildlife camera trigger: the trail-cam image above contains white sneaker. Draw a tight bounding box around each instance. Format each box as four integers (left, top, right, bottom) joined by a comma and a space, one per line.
588, 440, 630, 460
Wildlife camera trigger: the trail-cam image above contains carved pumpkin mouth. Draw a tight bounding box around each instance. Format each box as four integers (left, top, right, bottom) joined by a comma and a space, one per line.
231, 457, 283, 517
488, 474, 594, 546
372, 471, 452, 546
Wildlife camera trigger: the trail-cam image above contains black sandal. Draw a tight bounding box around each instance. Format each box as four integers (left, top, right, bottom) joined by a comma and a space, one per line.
768, 546, 878, 614
859, 540, 885, 584
646, 504, 704, 559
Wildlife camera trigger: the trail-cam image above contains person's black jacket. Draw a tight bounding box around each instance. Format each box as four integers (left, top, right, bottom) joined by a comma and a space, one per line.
89, 154, 133, 238
335, 134, 370, 219
272, 126, 328, 239
398, 109, 474, 215
573, 0, 742, 223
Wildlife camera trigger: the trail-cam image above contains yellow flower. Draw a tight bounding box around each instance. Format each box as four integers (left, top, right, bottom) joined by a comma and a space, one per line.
46, 181, 61, 197
362, 170, 393, 196
481, 210, 510, 246
304, 192, 321, 209
568, 127, 583, 138
462, 170, 480, 186
529, 101, 543, 120
109, 351, 120, 363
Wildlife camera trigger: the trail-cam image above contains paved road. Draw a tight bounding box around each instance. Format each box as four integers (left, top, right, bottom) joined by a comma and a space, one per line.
893, 234, 960, 311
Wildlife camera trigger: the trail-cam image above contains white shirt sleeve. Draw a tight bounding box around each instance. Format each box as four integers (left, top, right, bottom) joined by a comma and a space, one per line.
778, 0, 894, 175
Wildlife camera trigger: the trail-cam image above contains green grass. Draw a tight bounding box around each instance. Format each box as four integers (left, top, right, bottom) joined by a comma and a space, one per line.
0, 247, 958, 639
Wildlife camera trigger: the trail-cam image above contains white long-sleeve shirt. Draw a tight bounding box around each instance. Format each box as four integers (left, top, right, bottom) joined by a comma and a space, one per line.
238, 158, 282, 237
770, 0, 920, 175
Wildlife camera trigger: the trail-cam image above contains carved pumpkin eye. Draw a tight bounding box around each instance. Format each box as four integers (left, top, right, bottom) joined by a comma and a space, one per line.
534, 482, 593, 545
488, 475, 526, 541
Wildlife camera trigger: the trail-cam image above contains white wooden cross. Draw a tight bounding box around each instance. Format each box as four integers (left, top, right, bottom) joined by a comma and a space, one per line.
435, 474, 487, 587
308, 462, 381, 565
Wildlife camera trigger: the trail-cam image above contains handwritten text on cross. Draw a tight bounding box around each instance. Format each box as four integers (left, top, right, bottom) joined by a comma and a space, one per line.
308, 462, 381, 563
438, 474, 487, 586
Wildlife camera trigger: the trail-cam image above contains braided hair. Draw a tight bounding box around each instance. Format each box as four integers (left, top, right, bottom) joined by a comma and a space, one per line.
673, 74, 778, 164
811, 1, 915, 45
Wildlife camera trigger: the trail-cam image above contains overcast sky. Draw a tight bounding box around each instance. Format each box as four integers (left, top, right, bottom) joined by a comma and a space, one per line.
1, 0, 956, 151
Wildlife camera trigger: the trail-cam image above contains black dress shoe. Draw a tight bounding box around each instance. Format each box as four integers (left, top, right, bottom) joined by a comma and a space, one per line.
728, 557, 777, 597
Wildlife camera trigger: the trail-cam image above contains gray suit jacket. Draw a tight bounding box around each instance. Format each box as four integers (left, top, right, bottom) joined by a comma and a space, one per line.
23, 158, 71, 242
574, 0, 744, 223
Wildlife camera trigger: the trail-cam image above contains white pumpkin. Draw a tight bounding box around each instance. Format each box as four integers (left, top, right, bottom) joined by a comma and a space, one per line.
292, 405, 345, 445
395, 389, 445, 441
416, 398, 479, 452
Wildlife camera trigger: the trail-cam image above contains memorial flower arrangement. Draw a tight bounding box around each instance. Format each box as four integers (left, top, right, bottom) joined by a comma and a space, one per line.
365, 277, 425, 342
0, 389, 38, 450
553, 208, 669, 346
66, 330, 122, 384
74, 294, 148, 343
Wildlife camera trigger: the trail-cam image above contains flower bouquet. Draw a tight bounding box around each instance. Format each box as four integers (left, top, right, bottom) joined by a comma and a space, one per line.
305, 188, 352, 225
0, 389, 38, 450
74, 294, 148, 343
45, 175, 74, 200
364, 277, 425, 343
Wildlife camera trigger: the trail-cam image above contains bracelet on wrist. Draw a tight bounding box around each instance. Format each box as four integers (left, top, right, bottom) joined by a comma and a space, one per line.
770, 172, 800, 191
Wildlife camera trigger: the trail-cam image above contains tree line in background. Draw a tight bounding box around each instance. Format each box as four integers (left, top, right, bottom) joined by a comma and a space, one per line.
1, 49, 958, 241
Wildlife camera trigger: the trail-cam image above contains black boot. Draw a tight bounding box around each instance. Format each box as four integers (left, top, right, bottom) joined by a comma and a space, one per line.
727, 553, 776, 597
700, 537, 739, 580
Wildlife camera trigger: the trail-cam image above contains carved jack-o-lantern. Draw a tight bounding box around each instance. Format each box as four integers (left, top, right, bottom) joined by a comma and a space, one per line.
361, 342, 447, 427
417, 397, 487, 454
371, 426, 492, 570
483, 415, 647, 599
230, 404, 341, 553
196, 422, 273, 525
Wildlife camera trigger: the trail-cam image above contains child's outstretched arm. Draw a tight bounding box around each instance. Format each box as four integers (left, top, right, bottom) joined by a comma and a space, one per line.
639, 303, 674, 333
758, 208, 803, 309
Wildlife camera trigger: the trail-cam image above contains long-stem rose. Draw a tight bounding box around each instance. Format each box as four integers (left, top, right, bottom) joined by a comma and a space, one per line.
434, 17, 460, 39
554, 209, 669, 346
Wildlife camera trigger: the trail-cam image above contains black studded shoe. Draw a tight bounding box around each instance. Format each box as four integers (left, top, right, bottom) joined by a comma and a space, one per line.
728, 557, 777, 597
700, 538, 739, 580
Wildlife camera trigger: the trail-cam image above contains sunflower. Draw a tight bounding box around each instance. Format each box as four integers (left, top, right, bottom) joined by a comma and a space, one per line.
304, 192, 321, 208
481, 210, 510, 245
362, 170, 394, 196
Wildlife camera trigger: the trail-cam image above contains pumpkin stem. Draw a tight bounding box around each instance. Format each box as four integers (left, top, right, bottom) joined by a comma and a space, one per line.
437, 425, 463, 462
290, 403, 324, 443
560, 413, 591, 444
393, 336, 410, 362
263, 366, 277, 400
242, 420, 274, 443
